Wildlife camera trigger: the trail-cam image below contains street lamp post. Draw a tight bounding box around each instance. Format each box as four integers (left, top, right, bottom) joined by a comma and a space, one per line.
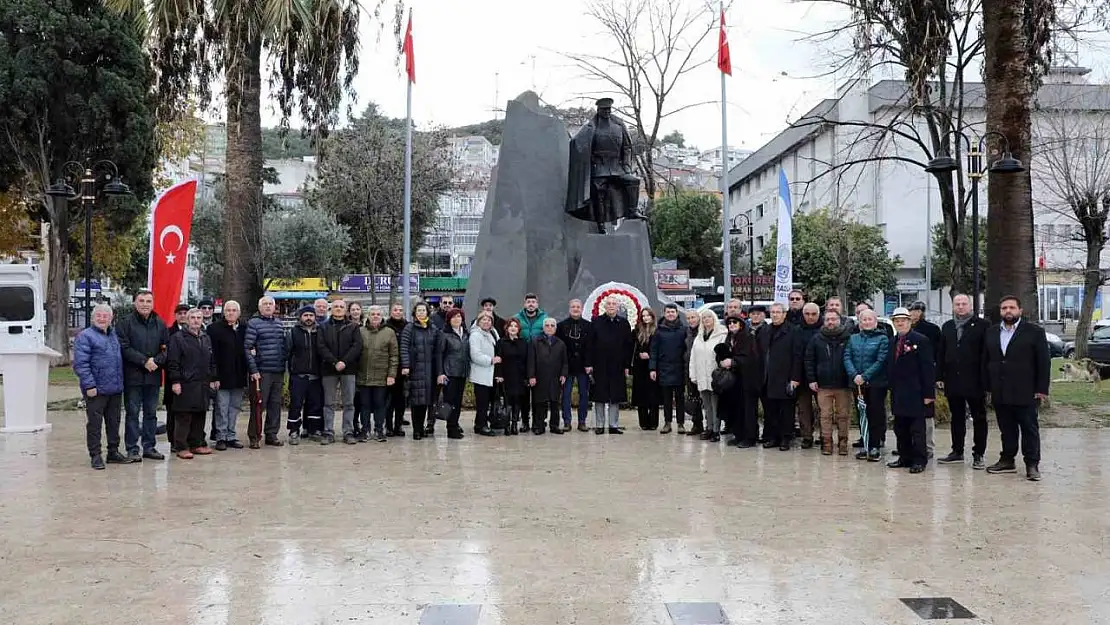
924, 132, 1024, 317
46, 161, 131, 327
728, 213, 755, 305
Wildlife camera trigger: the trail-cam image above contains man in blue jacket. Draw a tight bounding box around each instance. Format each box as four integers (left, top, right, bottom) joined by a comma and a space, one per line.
73, 304, 128, 470
244, 296, 288, 448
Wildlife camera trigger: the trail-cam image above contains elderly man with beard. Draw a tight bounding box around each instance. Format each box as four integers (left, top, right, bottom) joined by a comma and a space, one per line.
805, 310, 853, 455
587, 296, 633, 434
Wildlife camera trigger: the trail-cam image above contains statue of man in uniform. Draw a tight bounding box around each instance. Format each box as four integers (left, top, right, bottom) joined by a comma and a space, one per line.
565, 98, 644, 234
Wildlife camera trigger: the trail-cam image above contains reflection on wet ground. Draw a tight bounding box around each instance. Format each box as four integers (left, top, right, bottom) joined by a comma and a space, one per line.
1, 412, 1108, 624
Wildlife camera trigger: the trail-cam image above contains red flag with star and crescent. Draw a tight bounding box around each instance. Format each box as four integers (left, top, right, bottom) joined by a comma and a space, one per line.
147, 179, 197, 324
718, 9, 732, 76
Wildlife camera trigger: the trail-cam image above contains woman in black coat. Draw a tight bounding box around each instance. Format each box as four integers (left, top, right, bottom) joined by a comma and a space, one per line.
650, 304, 689, 434
631, 307, 661, 430
682, 308, 703, 435
436, 308, 469, 439
527, 318, 569, 435
166, 309, 217, 459
400, 302, 440, 441
715, 316, 757, 446
587, 298, 634, 433
495, 317, 529, 435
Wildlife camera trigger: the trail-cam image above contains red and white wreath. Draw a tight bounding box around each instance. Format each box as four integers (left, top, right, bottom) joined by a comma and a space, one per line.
583, 281, 650, 329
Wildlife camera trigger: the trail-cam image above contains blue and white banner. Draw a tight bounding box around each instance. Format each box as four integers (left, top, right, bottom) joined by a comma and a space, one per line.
773, 168, 794, 305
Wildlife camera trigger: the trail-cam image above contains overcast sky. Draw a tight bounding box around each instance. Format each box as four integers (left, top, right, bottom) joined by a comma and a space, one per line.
255, 0, 1110, 152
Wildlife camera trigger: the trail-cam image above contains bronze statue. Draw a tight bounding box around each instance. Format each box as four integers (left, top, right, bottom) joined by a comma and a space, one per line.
565, 98, 644, 234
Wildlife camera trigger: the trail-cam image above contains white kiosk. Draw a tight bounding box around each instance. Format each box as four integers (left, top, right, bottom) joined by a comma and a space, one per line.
0, 265, 59, 433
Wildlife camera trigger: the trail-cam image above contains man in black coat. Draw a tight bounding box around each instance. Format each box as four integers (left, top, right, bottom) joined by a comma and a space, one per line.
527, 318, 569, 435
982, 296, 1050, 481
758, 303, 804, 450
163, 304, 190, 452
479, 297, 507, 337
936, 293, 990, 469
116, 290, 169, 461
317, 299, 363, 445
786, 290, 805, 326
166, 308, 217, 459
557, 299, 593, 432
650, 303, 688, 434
207, 300, 249, 450
886, 308, 936, 474
795, 302, 823, 447
286, 306, 322, 444
909, 300, 942, 458
586, 296, 633, 434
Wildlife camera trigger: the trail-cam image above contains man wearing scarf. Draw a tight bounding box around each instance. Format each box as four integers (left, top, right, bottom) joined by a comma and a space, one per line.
936, 294, 990, 469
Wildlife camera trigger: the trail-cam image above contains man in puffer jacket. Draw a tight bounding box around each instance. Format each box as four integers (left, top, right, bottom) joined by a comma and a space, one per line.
73, 304, 128, 470
805, 310, 853, 456
244, 296, 288, 448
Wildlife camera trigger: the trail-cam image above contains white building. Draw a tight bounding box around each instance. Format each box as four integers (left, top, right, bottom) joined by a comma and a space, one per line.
418, 188, 486, 276
699, 146, 752, 173
726, 69, 1110, 322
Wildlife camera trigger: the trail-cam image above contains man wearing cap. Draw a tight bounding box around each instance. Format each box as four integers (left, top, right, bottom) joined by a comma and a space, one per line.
286, 305, 323, 444
886, 307, 935, 474
199, 298, 216, 330
908, 300, 941, 458
565, 97, 644, 234
479, 297, 506, 337
164, 303, 191, 451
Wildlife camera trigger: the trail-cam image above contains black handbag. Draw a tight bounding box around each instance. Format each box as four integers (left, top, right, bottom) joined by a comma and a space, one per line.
711, 367, 736, 394
435, 399, 453, 422
489, 384, 511, 429
684, 391, 702, 417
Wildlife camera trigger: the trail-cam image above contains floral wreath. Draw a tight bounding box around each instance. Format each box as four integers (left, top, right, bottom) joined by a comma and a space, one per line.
583, 281, 650, 329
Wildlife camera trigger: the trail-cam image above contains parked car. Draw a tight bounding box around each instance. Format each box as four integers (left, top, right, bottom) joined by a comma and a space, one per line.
1064, 325, 1110, 364
697, 301, 775, 321
1045, 332, 1067, 358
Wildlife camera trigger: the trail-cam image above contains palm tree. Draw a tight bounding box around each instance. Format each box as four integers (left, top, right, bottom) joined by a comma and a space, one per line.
981, 0, 1054, 320
108, 0, 396, 310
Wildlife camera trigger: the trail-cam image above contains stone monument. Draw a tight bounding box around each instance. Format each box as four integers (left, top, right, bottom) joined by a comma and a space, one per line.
464, 92, 664, 321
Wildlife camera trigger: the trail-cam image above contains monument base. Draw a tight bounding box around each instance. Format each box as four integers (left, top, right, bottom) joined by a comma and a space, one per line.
568, 219, 667, 314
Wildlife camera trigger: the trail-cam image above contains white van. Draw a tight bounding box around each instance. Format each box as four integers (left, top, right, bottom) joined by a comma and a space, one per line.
0, 264, 47, 352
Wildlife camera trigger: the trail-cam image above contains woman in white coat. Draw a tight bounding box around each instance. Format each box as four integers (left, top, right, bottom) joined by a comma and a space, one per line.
469, 312, 500, 436
689, 310, 728, 442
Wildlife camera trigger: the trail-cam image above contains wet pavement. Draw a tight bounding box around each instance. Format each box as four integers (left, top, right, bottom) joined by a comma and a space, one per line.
1, 411, 1108, 624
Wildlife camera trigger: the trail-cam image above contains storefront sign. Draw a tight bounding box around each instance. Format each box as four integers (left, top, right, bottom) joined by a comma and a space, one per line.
655, 269, 690, 291
730, 274, 775, 300
339, 274, 419, 293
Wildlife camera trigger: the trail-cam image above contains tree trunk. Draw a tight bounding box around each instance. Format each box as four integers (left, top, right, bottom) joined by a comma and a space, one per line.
44, 201, 71, 364
1074, 242, 1103, 359
983, 0, 1038, 322
222, 22, 264, 316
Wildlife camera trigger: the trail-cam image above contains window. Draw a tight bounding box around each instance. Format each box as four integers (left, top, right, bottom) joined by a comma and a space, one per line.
756, 203, 765, 219
1093, 326, 1110, 341
0, 286, 35, 322
756, 235, 765, 250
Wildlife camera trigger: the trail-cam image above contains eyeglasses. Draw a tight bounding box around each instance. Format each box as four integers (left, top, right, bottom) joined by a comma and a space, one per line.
200, 306, 213, 310
789, 297, 803, 301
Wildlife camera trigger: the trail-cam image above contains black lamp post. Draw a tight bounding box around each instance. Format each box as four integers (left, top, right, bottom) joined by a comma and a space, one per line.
924, 131, 1024, 317
46, 161, 131, 327
728, 213, 755, 305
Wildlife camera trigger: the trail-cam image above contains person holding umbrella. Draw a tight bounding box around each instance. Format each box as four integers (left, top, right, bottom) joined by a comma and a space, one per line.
844, 309, 890, 462
886, 307, 936, 474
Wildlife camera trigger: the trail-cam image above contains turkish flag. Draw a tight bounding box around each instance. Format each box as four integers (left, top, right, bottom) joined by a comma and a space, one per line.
402, 13, 416, 83
147, 179, 197, 324
718, 9, 732, 76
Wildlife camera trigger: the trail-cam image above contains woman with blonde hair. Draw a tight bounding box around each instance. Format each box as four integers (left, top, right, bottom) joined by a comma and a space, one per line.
631, 307, 661, 430
689, 310, 728, 442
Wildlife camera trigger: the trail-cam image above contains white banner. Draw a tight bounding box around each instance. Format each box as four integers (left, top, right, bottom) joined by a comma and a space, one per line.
773, 168, 794, 305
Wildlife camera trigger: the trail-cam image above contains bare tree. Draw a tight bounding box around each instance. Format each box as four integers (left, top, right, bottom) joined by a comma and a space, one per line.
1034, 112, 1110, 357
563, 0, 721, 210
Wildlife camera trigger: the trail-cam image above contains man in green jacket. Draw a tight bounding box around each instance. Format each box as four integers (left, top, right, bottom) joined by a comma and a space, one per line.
357, 305, 400, 442
513, 293, 548, 425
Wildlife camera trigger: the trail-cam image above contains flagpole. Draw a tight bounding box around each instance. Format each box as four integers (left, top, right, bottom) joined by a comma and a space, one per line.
401, 9, 414, 321
719, 0, 731, 304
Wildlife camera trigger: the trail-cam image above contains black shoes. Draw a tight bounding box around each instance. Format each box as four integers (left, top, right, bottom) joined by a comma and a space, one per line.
608, 427, 623, 435
265, 436, 284, 447
533, 428, 545, 435
800, 438, 814, 450
550, 426, 565, 435
226, 440, 244, 449
737, 440, 755, 448
90, 455, 105, 470
128, 451, 143, 463
762, 441, 777, 449
887, 459, 910, 469
986, 459, 1017, 474
711, 433, 721, 442
700, 432, 714, 441
289, 431, 300, 445
356, 432, 371, 443
595, 428, 605, 435
214, 441, 228, 451
686, 428, 703, 437
343, 434, 357, 445
320, 434, 335, 445
447, 430, 464, 440
1026, 463, 1041, 481
476, 427, 496, 437
142, 449, 164, 460
412, 431, 423, 441
510, 423, 519, 435
660, 425, 672, 434
105, 450, 131, 464
867, 448, 881, 462
779, 440, 792, 451
249, 439, 261, 449
909, 465, 926, 474
972, 454, 986, 470
374, 431, 387, 442
852, 438, 865, 448
578, 424, 590, 432
938, 451, 964, 464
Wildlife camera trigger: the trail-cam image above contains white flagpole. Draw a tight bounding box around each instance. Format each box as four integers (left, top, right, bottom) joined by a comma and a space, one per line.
720, 0, 731, 304
402, 11, 414, 320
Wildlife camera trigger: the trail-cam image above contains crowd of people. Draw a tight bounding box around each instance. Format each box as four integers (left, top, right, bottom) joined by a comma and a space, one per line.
72, 287, 1050, 481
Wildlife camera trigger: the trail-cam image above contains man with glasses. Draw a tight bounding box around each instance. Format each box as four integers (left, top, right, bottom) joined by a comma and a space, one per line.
199, 298, 216, 330
431, 296, 454, 331
786, 290, 805, 326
